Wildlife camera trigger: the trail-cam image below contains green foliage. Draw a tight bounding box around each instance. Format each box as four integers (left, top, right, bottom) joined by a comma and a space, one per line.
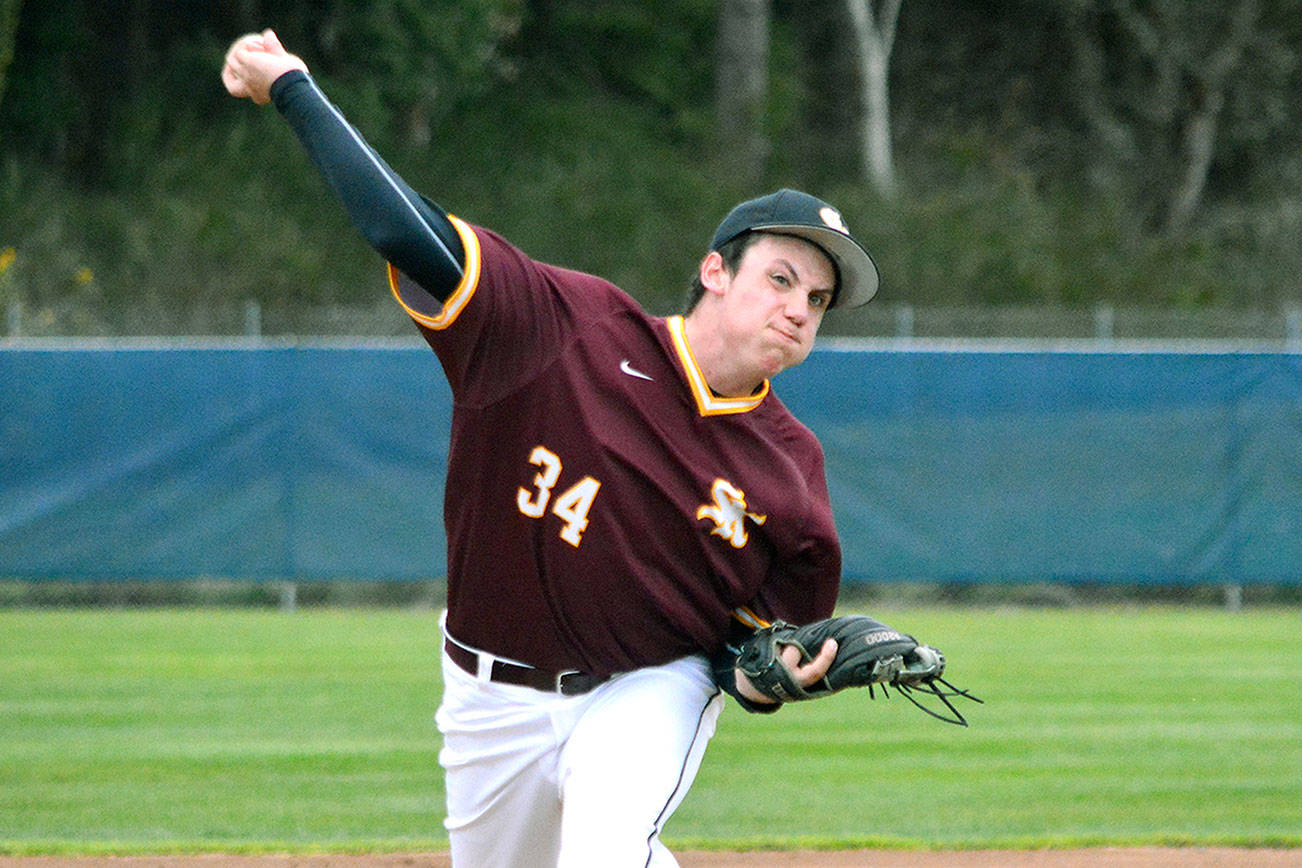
1, 607, 1298, 852
0, 0, 20, 111
2, 0, 1302, 331
298, 0, 521, 154
517, 0, 715, 124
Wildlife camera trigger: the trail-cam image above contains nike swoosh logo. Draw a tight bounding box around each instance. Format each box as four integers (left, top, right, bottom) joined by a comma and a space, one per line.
619, 359, 654, 381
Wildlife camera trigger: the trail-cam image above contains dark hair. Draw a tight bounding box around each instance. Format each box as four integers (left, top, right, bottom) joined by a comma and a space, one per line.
681, 231, 842, 314
681, 232, 763, 314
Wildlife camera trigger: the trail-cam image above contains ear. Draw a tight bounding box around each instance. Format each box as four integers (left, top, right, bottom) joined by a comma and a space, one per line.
698, 250, 729, 297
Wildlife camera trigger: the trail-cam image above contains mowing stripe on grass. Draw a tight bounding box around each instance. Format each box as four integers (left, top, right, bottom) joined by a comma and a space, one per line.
1, 607, 1299, 853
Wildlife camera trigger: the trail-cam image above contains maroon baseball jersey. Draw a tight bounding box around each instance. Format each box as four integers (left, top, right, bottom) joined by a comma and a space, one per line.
388, 217, 842, 678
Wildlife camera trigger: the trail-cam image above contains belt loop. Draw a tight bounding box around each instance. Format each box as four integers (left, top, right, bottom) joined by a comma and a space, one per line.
475, 651, 494, 684
555, 670, 581, 695
441, 629, 608, 696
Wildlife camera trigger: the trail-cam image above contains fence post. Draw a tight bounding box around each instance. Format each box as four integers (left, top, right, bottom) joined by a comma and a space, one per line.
1224, 584, 1243, 612
1093, 303, 1114, 340
244, 299, 262, 338
1285, 304, 1301, 349
894, 303, 914, 338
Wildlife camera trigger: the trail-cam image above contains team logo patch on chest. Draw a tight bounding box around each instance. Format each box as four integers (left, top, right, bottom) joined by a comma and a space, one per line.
696, 479, 767, 549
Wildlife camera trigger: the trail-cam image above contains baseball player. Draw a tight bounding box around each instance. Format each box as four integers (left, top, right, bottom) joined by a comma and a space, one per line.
223, 29, 884, 867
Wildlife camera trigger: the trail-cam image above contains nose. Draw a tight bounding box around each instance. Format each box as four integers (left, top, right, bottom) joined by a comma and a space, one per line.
784, 293, 809, 325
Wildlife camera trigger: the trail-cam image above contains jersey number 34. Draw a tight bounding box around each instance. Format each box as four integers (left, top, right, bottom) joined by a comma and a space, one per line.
516, 445, 602, 548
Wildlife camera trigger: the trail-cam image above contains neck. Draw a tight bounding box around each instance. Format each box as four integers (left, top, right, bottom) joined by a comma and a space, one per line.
681, 311, 764, 398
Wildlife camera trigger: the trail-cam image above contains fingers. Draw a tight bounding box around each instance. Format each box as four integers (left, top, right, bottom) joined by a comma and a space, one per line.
220, 29, 307, 106
222, 54, 271, 105
779, 638, 838, 687
261, 28, 286, 55
222, 32, 263, 100
733, 637, 840, 705
225, 32, 264, 67
805, 638, 838, 681
220, 63, 245, 98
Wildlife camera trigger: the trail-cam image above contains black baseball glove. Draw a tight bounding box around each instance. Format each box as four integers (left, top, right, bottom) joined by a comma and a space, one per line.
713, 615, 982, 725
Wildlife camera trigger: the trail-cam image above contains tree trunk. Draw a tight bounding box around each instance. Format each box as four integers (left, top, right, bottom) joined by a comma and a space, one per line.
785, 0, 860, 187
845, 0, 901, 196
0, 0, 23, 114
1161, 0, 1260, 236
715, 0, 770, 187
1164, 89, 1221, 237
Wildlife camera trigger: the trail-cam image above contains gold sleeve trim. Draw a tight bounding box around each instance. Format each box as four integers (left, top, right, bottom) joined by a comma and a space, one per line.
732, 607, 771, 630
387, 215, 482, 330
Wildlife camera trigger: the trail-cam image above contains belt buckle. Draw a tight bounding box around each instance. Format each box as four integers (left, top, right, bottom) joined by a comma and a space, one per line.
555, 670, 586, 696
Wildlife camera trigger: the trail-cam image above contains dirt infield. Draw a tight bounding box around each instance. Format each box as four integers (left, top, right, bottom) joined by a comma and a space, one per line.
2, 850, 1299, 867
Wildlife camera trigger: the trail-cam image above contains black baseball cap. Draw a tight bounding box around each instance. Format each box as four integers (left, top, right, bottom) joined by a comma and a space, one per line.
711, 189, 880, 308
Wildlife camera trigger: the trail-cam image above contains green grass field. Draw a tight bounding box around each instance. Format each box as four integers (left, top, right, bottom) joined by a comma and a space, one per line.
1, 606, 1299, 855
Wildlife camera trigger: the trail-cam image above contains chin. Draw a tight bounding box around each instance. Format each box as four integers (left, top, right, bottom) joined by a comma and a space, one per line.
781, 347, 812, 372
761, 357, 794, 379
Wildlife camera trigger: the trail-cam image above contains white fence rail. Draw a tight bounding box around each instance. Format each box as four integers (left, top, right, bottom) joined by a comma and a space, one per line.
6, 298, 1302, 345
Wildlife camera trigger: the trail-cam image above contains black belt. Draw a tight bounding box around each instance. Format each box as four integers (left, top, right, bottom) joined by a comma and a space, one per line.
443, 638, 608, 696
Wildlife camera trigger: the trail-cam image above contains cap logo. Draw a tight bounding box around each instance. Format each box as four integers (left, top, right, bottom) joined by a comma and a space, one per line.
820, 206, 849, 234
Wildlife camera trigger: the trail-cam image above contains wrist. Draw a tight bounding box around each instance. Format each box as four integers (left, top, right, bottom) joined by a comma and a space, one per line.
734, 669, 779, 704
269, 68, 310, 107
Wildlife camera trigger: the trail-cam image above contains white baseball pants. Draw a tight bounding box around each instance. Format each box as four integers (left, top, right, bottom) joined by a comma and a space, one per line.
436, 622, 724, 867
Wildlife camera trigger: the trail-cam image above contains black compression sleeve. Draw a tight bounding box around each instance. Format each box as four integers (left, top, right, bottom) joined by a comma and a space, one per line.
269, 70, 465, 301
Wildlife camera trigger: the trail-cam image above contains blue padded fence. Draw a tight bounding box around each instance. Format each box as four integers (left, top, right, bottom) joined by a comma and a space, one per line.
2, 342, 1299, 584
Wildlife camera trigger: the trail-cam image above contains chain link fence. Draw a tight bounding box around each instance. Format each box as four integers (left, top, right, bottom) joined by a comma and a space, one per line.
2, 299, 413, 340
4, 298, 1302, 346
820, 302, 1302, 346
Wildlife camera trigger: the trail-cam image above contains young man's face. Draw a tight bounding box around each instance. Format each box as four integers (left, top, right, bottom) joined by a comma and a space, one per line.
711, 233, 836, 382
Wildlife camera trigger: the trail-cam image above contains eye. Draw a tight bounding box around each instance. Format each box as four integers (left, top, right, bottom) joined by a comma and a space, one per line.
771, 272, 790, 287
808, 292, 830, 309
